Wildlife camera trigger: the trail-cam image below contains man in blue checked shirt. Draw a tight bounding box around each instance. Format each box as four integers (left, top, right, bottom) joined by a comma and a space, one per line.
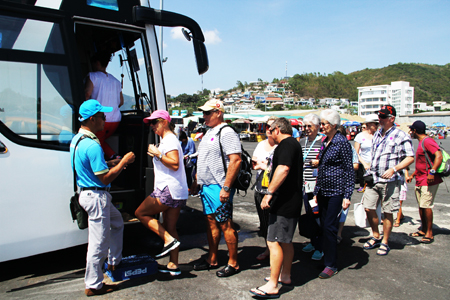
362, 105, 414, 256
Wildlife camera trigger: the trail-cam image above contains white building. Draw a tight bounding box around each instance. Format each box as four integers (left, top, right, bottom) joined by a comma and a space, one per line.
357, 81, 414, 117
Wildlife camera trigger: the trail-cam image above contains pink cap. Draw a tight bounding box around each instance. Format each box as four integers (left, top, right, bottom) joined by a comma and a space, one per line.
143, 110, 171, 123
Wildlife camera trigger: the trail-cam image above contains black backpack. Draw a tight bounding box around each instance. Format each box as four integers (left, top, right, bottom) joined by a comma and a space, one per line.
217, 125, 253, 195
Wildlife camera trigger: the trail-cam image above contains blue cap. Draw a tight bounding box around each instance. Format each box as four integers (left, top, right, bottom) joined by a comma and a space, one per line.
78, 99, 113, 122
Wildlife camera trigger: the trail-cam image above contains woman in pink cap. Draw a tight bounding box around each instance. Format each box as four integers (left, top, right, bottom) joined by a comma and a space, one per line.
135, 110, 188, 276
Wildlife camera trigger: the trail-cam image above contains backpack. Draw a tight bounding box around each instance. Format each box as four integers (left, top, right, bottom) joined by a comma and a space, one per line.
217, 125, 253, 195
421, 137, 450, 177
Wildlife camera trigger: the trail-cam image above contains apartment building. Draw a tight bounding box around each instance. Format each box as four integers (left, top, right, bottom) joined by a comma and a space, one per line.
357, 81, 414, 117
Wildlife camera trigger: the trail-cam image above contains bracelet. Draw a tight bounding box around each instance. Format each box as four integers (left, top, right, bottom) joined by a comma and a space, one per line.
393, 167, 397, 173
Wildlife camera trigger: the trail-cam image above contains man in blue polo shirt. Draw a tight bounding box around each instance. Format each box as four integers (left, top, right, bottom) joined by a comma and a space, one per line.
70, 99, 135, 297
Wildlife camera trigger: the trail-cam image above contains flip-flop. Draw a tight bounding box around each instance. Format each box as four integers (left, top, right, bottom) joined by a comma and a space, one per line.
393, 222, 400, 227
409, 231, 425, 237
264, 277, 292, 286
376, 243, 391, 256
249, 287, 280, 299
420, 237, 434, 244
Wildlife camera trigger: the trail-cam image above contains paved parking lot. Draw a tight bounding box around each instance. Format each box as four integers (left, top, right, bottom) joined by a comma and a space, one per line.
1, 139, 450, 299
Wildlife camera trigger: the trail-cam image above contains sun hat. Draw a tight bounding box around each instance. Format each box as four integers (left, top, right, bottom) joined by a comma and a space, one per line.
78, 99, 112, 122
362, 114, 379, 124
143, 110, 171, 123
198, 99, 225, 112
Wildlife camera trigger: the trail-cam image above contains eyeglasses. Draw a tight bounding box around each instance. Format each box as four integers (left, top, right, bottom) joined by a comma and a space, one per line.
149, 118, 164, 125
320, 122, 330, 126
203, 110, 218, 116
268, 127, 278, 133
378, 115, 389, 119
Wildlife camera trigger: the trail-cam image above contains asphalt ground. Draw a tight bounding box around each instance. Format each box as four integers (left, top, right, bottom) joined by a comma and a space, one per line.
1, 138, 450, 299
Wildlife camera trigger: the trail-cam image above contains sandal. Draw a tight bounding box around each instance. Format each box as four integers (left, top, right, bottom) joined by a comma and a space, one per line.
393, 221, 401, 227
363, 237, 382, 250
409, 231, 425, 237
420, 237, 434, 244
376, 243, 390, 256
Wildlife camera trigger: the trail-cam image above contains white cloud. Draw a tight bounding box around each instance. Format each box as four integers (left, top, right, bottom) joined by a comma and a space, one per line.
204, 29, 221, 45
170, 27, 222, 45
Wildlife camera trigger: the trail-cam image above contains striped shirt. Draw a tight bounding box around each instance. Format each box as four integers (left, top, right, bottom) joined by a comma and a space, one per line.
197, 124, 242, 186
370, 125, 414, 183
300, 135, 323, 183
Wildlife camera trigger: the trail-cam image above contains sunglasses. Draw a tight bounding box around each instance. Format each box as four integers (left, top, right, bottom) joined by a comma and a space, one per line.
203, 110, 218, 116
93, 114, 106, 121
268, 127, 278, 133
378, 115, 389, 119
149, 118, 164, 125
320, 122, 330, 126
305, 124, 314, 128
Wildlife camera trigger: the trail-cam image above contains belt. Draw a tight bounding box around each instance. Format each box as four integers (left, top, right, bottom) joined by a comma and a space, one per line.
81, 187, 110, 192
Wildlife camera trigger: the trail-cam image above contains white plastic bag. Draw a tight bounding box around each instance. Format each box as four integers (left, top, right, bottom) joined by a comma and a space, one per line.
354, 201, 381, 228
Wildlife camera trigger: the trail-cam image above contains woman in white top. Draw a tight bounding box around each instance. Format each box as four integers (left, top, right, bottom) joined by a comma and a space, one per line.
354, 115, 379, 192
135, 110, 188, 276
252, 116, 277, 261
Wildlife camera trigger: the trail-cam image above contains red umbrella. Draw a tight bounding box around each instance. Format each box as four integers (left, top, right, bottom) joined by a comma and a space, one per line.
290, 119, 299, 126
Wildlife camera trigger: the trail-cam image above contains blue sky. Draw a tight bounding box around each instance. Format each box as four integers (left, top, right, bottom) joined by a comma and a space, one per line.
157, 0, 450, 97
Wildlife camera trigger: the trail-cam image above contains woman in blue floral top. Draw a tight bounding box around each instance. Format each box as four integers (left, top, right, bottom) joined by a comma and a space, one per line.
311, 109, 354, 279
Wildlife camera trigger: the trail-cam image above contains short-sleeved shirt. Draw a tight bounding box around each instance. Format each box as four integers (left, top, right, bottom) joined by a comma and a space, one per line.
89, 71, 122, 122
70, 129, 109, 188
252, 140, 277, 193
197, 124, 241, 186
154, 133, 189, 199
415, 137, 443, 186
354, 132, 373, 163
269, 137, 303, 218
314, 132, 354, 199
370, 126, 414, 183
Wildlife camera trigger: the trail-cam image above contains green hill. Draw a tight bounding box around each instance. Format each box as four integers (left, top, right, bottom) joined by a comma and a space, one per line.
288, 63, 450, 104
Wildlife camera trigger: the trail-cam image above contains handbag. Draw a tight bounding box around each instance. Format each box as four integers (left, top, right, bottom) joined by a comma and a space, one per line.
70, 135, 90, 230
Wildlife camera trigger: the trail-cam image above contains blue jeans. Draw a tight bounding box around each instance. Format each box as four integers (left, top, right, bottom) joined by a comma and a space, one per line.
318, 192, 343, 270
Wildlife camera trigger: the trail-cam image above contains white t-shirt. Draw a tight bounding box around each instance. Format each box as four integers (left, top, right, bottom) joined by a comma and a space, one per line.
252, 140, 277, 177
89, 71, 122, 122
153, 133, 188, 200
354, 132, 373, 163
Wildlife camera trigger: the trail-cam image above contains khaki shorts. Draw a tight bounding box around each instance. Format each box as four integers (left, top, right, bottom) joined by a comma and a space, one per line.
415, 185, 439, 208
362, 181, 400, 214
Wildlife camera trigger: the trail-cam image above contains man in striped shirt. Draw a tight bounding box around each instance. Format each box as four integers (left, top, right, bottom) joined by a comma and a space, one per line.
362, 105, 414, 256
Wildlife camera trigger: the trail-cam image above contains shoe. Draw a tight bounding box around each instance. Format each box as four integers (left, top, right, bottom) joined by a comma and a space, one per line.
302, 243, 315, 253
216, 264, 240, 277
357, 187, 365, 193
311, 250, 324, 260
193, 259, 219, 271
155, 238, 180, 258
376, 243, 391, 256
158, 264, 181, 276
363, 237, 382, 250
249, 287, 280, 299
85, 284, 116, 296
319, 266, 338, 279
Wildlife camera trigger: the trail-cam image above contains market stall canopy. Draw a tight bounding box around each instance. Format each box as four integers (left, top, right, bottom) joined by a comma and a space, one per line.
251, 116, 270, 123
232, 118, 251, 124
432, 122, 446, 127
343, 121, 360, 126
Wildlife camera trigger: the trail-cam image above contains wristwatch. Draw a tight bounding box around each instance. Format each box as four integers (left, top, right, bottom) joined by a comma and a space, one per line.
267, 191, 273, 196
223, 186, 230, 192
158, 153, 163, 160
430, 169, 436, 175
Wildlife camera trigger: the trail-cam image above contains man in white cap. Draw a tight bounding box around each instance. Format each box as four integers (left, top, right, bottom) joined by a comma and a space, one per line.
70, 99, 135, 296
191, 99, 242, 277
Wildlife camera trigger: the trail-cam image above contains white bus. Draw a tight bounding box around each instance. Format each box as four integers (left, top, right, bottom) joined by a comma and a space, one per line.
0, 0, 208, 262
